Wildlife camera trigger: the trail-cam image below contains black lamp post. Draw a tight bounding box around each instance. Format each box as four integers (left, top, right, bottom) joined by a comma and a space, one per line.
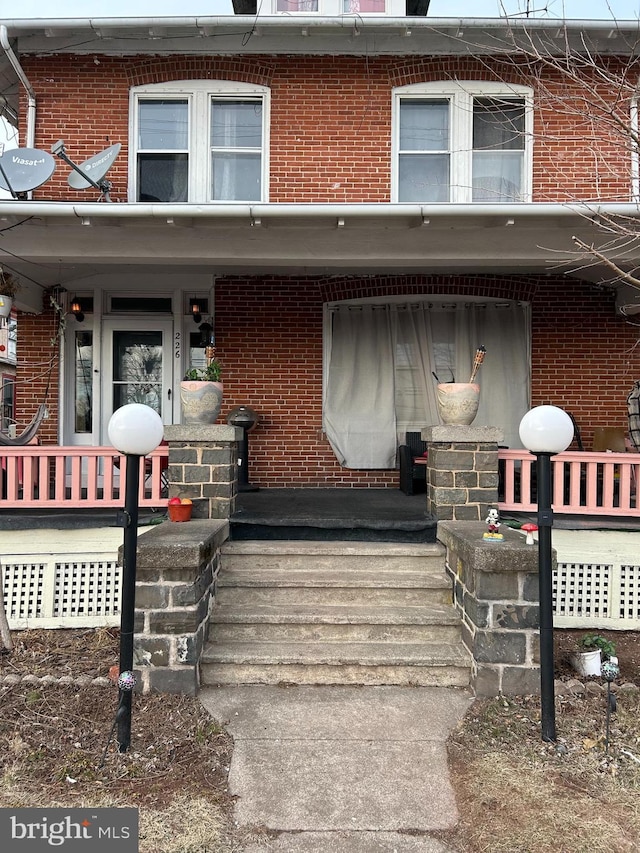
108, 403, 164, 752
519, 405, 574, 742
227, 405, 259, 492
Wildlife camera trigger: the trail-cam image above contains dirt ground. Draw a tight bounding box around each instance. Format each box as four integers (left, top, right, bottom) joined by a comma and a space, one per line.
1, 627, 639, 853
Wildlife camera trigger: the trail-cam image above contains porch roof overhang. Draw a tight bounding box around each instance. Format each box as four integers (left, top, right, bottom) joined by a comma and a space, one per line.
2, 201, 640, 313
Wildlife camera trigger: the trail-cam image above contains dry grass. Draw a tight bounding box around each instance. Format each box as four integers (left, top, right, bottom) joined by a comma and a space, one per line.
0, 629, 240, 853
3, 627, 640, 852
446, 692, 640, 853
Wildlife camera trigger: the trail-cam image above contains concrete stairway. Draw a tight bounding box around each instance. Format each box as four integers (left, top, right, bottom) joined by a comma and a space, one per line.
201, 541, 471, 687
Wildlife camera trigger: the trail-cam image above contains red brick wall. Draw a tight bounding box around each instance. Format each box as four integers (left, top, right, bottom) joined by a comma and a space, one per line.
12, 51, 640, 484
15, 274, 640, 485
20, 53, 633, 204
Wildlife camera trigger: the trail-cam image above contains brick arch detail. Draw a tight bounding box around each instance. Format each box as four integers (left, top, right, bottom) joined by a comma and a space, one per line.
127, 57, 275, 87
318, 274, 544, 303
388, 58, 530, 89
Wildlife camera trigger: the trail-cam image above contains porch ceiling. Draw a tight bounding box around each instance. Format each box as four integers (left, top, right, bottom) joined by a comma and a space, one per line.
1, 202, 638, 311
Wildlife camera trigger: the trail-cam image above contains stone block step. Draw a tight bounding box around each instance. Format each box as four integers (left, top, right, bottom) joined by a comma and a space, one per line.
216, 582, 452, 608
208, 604, 462, 643
220, 540, 446, 573
200, 641, 471, 687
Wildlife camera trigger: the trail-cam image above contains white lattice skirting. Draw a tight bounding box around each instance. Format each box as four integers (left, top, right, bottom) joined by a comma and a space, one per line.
2, 529, 640, 631
3, 558, 121, 629
553, 562, 640, 630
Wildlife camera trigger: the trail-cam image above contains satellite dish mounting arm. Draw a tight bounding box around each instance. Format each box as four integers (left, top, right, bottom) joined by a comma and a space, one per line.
51, 140, 114, 201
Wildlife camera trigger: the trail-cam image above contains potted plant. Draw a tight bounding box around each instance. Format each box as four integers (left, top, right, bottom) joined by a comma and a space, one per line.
180, 352, 223, 424
0, 268, 19, 319
435, 346, 485, 425
571, 632, 616, 677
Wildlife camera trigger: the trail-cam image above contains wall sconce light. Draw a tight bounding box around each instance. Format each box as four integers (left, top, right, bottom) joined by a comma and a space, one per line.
70, 297, 84, 323
198, 321, 214, 348
190, 298, 202, 324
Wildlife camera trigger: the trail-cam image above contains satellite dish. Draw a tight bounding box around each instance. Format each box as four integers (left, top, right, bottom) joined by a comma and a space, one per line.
67, 143, 121, 190
51, 140, 121, 201
0, 147, 56, 195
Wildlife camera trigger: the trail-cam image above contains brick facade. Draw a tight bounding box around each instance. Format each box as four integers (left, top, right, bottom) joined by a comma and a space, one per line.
15, 271, 640, 487
17, 54, 632, 205
10, 48, 640, 484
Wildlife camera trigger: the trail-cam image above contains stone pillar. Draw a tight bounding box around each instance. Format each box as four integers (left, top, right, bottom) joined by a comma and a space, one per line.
438, 520, 545, 697
423, 425, 503, 521
131, 518, 229, 695
164, 424, 242, 519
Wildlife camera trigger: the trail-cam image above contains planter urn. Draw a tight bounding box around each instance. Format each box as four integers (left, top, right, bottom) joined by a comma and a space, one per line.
180, 381, 223, 424
436, 382, 480, 425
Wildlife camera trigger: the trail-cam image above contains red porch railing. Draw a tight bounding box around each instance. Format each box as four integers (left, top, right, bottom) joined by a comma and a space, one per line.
0, 445, 169, 508
498, 449, 640, 517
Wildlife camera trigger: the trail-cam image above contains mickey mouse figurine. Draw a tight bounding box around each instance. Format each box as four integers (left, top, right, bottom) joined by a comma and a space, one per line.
483, 507, 504, 541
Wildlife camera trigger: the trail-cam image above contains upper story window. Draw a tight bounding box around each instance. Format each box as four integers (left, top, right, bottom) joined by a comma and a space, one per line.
274, 0, 398, 12
393, 82, 533, 203
276, 0, 319, 10
131, 81, 269, 203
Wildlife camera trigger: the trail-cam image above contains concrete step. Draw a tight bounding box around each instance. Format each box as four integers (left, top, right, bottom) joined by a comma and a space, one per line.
207, 539, 469, 688
216, 568, 452, 608
200, 641, 472, 687
220, 540, 446, 573
208, 603, 462, 643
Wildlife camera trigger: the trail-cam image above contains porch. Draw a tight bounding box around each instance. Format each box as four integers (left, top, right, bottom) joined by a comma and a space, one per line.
2, 464, 640, 638
1, 443, 639, 518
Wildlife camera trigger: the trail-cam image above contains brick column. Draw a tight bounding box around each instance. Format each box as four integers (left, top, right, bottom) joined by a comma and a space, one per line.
164, 424, 242, 519
131, 518, 229, 695
438, 520, 545, 697
423, 425, 504, 521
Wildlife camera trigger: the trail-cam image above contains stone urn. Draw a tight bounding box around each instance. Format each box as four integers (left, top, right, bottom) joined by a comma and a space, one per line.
436, 382, 480, 425
180, 381, 223, 424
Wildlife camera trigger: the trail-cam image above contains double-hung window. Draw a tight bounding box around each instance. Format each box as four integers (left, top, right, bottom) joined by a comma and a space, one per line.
394, 82, 533, 203
274, 0, 395, 11
131, 81, 269, 203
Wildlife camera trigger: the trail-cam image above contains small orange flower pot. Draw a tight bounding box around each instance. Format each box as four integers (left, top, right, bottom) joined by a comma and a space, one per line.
168, 503, 192, 522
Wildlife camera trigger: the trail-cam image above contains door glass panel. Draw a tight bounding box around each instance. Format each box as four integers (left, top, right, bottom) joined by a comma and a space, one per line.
112, 331, 163, 414
74, 331, 93, 433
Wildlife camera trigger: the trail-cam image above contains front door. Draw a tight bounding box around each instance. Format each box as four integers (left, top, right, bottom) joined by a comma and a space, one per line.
101, 318, 174, 444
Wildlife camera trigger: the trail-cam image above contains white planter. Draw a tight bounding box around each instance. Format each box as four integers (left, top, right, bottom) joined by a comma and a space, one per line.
571, 648, 602, 677
180, 381, 223, 425
436, 382, 480, 425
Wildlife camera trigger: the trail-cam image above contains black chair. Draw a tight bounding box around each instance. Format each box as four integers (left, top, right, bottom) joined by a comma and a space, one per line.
398, 431, 428, 495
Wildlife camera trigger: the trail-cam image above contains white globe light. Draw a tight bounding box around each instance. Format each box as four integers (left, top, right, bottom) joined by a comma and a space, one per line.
519, 405, 574, 454
107, 404, 164, 456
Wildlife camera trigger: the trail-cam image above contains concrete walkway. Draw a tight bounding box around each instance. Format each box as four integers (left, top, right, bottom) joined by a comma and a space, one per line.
199, 685, 473, 853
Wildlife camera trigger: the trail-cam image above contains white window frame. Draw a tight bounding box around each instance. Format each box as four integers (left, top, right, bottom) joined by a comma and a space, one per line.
631, 97, 639, 202
392, 81, 534, 203
271, 0, 403, 13
129, 80, 270, 203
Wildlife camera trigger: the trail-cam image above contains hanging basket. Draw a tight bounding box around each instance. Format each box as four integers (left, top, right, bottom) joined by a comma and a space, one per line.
0, 295, 13, 318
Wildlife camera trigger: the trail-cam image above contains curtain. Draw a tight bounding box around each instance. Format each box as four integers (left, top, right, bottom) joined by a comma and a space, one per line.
453, 303, 530, 449
324, 305, 397, 468
324, 300, 530, 469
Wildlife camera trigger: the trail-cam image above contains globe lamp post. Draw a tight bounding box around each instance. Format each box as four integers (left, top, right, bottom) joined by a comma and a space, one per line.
107, 403, 164, 752
519, 405, 574, 742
